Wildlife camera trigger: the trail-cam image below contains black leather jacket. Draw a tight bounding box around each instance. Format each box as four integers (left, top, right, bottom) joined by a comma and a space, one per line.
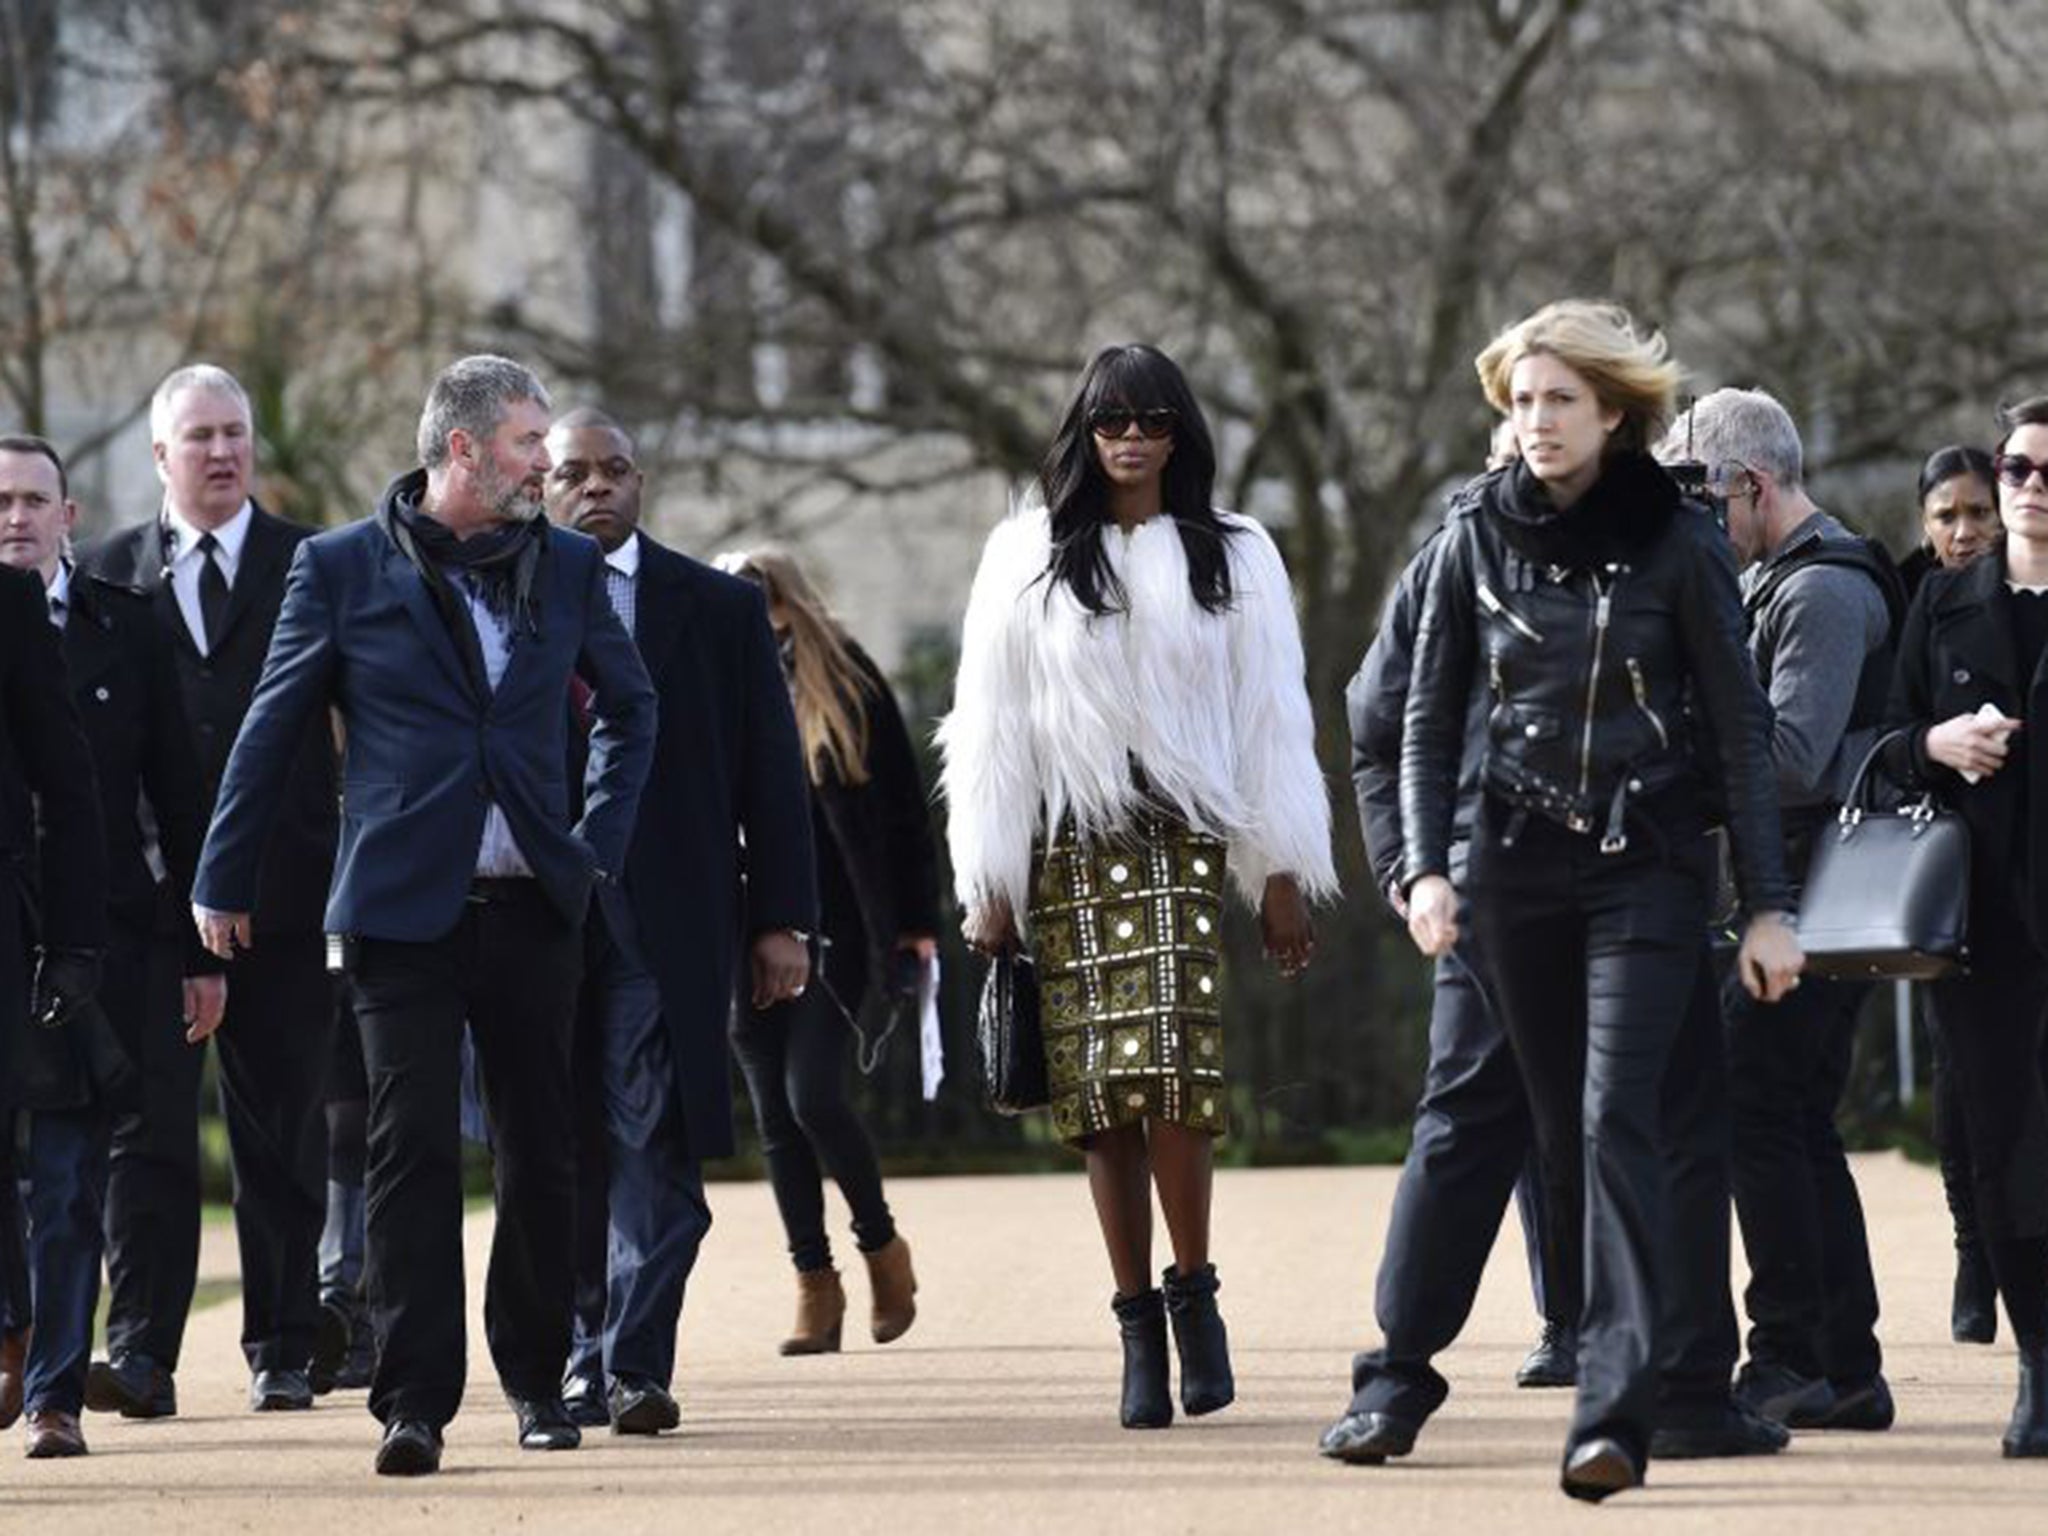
1400, 453, 1792, 916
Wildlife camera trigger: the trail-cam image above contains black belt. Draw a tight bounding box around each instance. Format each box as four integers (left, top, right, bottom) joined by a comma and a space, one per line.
467, 875, 539, 904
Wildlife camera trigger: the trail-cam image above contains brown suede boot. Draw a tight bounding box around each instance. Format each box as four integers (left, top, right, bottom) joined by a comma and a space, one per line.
780, 1267, 846, 1356
864, 1235, 918, 1344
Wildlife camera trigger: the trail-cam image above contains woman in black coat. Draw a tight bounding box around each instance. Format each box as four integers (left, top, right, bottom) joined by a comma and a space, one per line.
1883, 397, 2048, 1456
718, 547, 940, 1357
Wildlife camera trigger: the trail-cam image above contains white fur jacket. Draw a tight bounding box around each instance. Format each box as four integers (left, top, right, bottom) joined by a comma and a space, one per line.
937, 501, 1338, 926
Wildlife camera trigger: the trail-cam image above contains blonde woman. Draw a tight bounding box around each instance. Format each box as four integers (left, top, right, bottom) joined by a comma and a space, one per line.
939, 343, 1335, 1430
1390, 302, 1802, 1499
715, 548, 939, 1357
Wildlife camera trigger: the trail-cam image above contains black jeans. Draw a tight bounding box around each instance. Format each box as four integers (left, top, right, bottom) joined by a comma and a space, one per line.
348, 882, 581, 1428
1724, 963, 1882, 1385
731, 930, 894, 1274
1925, 928, 2048, 1345
1467, 792, 1713, 1468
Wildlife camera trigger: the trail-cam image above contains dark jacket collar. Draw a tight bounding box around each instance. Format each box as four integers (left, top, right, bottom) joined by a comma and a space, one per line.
1482, 450, 1680, 573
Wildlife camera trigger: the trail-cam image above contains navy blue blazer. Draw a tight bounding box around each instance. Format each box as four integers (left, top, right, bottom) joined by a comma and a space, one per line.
575, 537, 817, 1161
194, 516, 655, 940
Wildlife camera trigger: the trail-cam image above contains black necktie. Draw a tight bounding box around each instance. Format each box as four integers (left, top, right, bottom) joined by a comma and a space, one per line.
197, 531, 230, 653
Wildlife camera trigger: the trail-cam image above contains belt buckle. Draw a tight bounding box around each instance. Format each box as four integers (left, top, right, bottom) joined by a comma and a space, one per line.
1565, 811, 1592, 835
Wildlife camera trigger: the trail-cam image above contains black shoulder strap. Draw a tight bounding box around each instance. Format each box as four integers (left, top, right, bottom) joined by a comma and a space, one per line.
1745, 537, 1907, 642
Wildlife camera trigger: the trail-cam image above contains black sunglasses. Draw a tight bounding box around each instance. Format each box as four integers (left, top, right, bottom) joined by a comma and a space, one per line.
1088, 407, 1176, 441
1995, 453, 2048, 490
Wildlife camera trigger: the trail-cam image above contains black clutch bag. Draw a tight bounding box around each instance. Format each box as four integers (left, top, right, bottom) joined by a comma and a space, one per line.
1794, 730, 1970, 980
976, 952, 1048, 1115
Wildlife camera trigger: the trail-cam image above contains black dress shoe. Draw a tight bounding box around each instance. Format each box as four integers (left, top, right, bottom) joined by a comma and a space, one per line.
561, 1375, 610, 1429
1813, 1374, 1895, 1431
1516, 1320, 1577, 1388
1111, 1290, 1172, 1430
84, 1355, 177, 1419
608, 1379, 682, 1436
251, 1368, 315, 1412
310, 1300, 353, 1396
1317, 1410, 1419, 1464
1733, 1360, 1835, 1426
375, 1418, 443, 1476
1953, 1243, 1998, 1345
1561, 1436, 1643, 1502
2002, 1344, 2048, 1458
510, 1395, 582, 1451
1651, 1399, 1789, 1459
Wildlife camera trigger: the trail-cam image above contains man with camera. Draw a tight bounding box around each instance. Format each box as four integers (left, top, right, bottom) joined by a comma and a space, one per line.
1664, 389, 1902, 1433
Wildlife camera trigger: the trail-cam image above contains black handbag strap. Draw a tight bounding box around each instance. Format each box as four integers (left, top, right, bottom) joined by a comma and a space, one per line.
1838, 727, 1933, 822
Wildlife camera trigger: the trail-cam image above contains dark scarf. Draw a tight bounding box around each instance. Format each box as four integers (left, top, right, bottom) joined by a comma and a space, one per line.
377, 468, 545, 696
1482, 449, 1681, 573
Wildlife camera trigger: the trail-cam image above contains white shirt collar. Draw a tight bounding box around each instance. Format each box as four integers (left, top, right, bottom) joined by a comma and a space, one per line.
164, 498, 254, 564
46, 559, 72, 617
604, 530, 641, 579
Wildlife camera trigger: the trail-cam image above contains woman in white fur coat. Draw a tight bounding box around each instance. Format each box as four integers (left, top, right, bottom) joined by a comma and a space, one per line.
939, 344, 1337, 1430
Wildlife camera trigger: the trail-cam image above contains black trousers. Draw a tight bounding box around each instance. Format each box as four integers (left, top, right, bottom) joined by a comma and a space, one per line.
1466, 793, 1712, 1467
1724, 964, 1881, 1385
1346, 922, 1563, 1422
730, 928, 895, 1274
348, 883, 581, 1428
102, 931, 333, 1372
1932, 1000, 2048, 1262
1925, 928, 2048, 1345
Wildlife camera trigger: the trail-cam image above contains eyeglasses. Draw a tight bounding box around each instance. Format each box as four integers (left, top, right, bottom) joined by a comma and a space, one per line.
1088, 407, 1176, 441
1995, 453, 2048, 490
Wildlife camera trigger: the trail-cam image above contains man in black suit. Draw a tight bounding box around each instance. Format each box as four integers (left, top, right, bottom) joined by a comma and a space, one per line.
77, 365, 338, 1416
0, 436, 218, 1457
192, 356, 656, 1476
543, 409, 816, 1433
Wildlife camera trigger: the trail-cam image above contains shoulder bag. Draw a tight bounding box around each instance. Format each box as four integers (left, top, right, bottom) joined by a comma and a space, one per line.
975, 951, 1048, 1115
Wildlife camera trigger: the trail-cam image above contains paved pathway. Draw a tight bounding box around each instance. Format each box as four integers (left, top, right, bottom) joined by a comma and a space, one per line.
8, 1155, 2046, 1532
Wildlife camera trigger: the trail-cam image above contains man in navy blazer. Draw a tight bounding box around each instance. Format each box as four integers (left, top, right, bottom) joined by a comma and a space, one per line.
192, 356, 655, 1477
544, 409, 816, 1434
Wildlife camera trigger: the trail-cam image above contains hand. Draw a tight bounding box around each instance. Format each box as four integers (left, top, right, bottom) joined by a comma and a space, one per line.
194, 904, 252, 961
1260, 874, 1315, 977
962, 896, 1018, 956
183, 974, 229, 1044
1738, 912, 1805, 1003
896, 933, 939, 963
30, 948, 100, 1030
1406, 875, 1459, 958
1925, 711, 2021, 779
750, 930, 811, 1010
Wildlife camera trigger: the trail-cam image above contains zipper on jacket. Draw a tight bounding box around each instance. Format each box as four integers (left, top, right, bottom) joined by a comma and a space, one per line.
1577, 570, 1616, 801
1625, 656, 1669, 750
1477, 579, 1545, 644
1489, 644, 1505, 697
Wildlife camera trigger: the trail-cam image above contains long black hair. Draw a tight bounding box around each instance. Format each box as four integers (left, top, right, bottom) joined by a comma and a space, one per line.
1036, 344, 1237, 615
1916, 443, 1995, 504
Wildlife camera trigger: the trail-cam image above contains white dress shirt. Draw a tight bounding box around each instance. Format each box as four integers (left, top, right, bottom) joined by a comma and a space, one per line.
461, 576, 535, 878
163, 499, 253, 656
603, 531, 640, 637
44, 559, 72, 629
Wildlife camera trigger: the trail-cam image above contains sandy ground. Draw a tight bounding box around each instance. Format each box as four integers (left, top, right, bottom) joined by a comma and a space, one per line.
6, 1153, 2046, 1532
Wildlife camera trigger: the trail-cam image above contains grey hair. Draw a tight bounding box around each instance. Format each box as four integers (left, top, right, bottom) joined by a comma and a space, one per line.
150, 364, 252, 447
417, 355, 551, 469
1662, 387, 1804, 487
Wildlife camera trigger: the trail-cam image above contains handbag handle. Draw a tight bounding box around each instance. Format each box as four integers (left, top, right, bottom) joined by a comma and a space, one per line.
1837, 727, 1934, 828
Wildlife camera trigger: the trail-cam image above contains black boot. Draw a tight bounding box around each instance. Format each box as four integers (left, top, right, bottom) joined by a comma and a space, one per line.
1954, 1242, 1998, 1345
1112, 1290, 1172, 1430
2003, 1343, 2048, 1458
1162, 1264, 1235, 1416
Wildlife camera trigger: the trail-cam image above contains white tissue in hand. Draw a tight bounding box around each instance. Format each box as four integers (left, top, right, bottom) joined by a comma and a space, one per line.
1960, 701, 2011, 785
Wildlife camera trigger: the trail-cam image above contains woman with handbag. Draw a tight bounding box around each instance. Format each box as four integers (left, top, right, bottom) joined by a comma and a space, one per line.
717, 548, 940, 1357
1882, 395, 2048, 1456
939, 343, 1334, 1430
1395, 301, 1804, 1500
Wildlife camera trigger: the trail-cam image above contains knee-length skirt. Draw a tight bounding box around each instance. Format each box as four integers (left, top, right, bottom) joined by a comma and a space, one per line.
1027, 813, 1229, 1146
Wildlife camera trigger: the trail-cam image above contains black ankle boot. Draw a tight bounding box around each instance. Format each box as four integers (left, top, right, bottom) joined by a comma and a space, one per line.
1954, 1243, 1998, 1345
2003, 1343, 2048, 1457
1112, 1290, 1172, 1429
1162, 1264, 1235, 1416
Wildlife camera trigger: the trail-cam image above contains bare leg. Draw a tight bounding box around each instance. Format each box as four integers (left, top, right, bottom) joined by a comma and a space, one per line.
1149, 1121, 1214, 1275
1085, 1123, 1153, 1296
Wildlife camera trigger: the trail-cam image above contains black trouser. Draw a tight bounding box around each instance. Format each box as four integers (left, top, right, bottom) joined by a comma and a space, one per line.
1725, 963, 1882, 1385
1467, 792, 1712, 1468
348, 882, 581, 1429
103, 931, 333, 1372
730, 928, 894, 1274
1932, 1001, 2048, 1270
1346, 916, 1565, 1423
1925, 928, 2048, 1346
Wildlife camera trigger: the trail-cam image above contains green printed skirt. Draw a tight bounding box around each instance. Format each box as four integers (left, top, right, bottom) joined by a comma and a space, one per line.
1027, 812, 1228, 1146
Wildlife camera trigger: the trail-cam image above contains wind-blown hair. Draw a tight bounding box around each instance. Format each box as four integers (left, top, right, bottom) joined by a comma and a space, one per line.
1036, 344, 1237, 615
1475, 300, 1681, 457
713, 545, 874, 787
